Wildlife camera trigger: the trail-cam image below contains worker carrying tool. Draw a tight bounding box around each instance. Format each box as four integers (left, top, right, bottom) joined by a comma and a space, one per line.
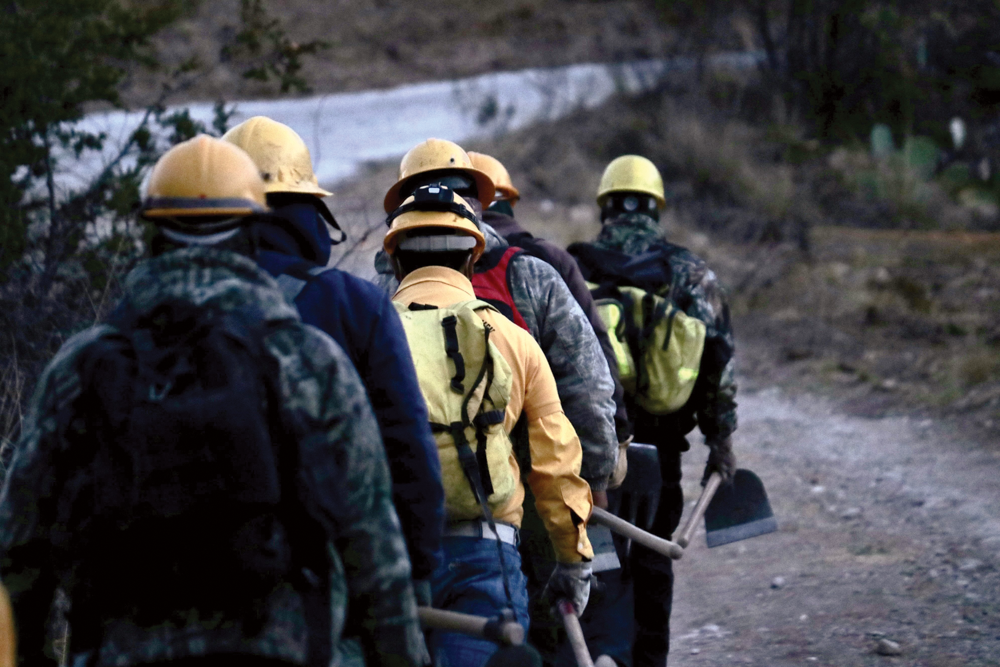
373, 139, 621, 509
384, 183, 595, 667
569, 155, 739, 667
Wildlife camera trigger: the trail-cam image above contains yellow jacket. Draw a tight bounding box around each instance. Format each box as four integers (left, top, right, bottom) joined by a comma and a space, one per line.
394, 266, 594, 563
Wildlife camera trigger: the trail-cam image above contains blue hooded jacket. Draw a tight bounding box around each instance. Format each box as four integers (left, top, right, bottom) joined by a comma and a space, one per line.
254, 200, 445, 580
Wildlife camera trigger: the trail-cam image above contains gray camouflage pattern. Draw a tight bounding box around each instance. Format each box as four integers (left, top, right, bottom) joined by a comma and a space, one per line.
0, 247, 425, 667
595, 213, 738, 439
374, 224, 619, 489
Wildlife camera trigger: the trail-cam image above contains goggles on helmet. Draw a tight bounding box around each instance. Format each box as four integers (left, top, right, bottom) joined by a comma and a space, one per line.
399, 172, 478, 203
385, 184, 480, 227
601, 193, 660, 221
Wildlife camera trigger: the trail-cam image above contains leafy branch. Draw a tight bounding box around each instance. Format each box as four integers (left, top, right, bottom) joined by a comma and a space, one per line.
222, 0, 330, 94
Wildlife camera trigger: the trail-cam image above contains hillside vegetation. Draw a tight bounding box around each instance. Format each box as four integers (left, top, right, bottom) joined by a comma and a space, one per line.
330, 78, 1000, 436
4, 0, 1000, 457
124, 0, 698, 106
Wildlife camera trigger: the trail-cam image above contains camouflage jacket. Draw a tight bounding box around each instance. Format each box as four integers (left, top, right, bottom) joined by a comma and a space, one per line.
576, 213, 738, 441
0, 247, 425, 667
374, 225, 619, 490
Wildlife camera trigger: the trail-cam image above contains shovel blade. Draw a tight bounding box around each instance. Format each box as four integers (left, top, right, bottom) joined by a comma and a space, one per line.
704, 469, 777, 548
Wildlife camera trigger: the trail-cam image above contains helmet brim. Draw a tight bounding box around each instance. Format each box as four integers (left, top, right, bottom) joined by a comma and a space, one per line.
141, 196, 267, 220
384, 211, 485, 262
383, 167, 496, 213
494, 184, 521, 203
263, 179, 333, 198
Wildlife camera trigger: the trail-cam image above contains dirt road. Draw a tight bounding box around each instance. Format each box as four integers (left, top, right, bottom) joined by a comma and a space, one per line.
669, 358, 1000, 666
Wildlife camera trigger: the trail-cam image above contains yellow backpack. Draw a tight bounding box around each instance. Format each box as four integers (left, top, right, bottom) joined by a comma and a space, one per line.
393, 299, 517, 520
590, 283, 706, 415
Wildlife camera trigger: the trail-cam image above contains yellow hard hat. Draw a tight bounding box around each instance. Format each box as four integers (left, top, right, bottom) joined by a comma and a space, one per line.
384, 184, 485, 262
222, 116, 333, 198
383, 138, 496, 213
596, 155, 665, 208
468, 152, 520, 204
1, 582, 14, 667
142, 135, 268, 221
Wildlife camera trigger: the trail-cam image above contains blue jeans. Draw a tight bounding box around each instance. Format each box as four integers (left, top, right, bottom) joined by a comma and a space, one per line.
429, 535, 530, 667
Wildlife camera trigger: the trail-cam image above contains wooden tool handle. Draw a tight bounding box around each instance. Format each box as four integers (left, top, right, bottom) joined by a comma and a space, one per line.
0, 583, 14, 667
677, 472, 722, 548
558, 600, 595, 667
417, 607, 525, 646
590, 507, 684, 560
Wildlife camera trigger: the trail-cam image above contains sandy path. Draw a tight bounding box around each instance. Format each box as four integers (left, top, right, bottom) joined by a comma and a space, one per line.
668, 383, 1000, 666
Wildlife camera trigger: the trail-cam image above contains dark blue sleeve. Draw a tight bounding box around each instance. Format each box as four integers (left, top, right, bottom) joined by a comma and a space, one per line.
308, 274, 444, 581
359, 290, 445, 580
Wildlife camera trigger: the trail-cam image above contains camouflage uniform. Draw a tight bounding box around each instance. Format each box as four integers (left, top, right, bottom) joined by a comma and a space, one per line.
570, 212, 738, 667
590, 212, 737, 440
0, 247, 426, 667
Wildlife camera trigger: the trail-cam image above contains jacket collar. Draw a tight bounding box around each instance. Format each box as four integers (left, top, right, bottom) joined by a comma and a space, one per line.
122, 246, 299, 323
256, 199, 335, 265
482, 209, 525, 239
480, 220, 509, 253
394, 266, 476, 305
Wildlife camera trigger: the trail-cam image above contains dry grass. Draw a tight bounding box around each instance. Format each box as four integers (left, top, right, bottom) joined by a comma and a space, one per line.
0, 257, 129, 468
660, 107, 796, 220
124, 0, 704, 107
826, 147, 974, 230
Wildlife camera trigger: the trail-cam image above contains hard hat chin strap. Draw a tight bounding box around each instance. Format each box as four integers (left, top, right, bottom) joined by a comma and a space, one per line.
386, 197, 479, 227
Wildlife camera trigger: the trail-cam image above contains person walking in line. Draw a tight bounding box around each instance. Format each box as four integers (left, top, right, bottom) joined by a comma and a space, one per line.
222, 117, 446, 600
569, 155, 739, 667
467, 151, 634, 664
384, 184, 595, 667
0, 136, 428, 667
373, 140, 620, 510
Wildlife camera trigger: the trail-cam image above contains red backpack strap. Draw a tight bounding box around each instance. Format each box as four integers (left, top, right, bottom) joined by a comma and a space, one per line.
471, 246, 529, 331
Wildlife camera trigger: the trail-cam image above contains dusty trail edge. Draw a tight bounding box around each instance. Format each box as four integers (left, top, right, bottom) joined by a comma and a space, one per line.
668, 365, 1000, 666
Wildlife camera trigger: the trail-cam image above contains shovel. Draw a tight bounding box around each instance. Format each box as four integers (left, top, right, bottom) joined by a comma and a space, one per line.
703, 468, 778, 548
676, 472, 722, 548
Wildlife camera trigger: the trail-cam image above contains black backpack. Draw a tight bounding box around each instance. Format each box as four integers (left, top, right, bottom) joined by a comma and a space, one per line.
568, 241, 677, 294
52, 299, 330, 660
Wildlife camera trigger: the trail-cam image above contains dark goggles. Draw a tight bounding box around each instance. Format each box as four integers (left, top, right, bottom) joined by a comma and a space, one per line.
386, 184, 480, 227
399, 172, 479, 202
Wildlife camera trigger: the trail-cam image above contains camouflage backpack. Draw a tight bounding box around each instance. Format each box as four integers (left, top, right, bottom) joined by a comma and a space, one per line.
53, 299, 330, 661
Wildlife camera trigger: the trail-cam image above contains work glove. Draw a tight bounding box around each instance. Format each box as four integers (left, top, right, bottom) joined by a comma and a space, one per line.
703, 435, 736, 485
543, 562, 593, 616
607, 436, 633, 490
